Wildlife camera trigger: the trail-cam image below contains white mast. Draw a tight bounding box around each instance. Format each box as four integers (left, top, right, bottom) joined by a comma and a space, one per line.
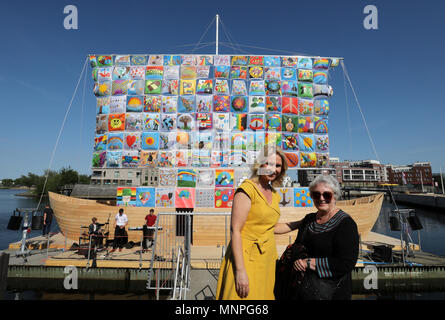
216, 14, 219, 56
441, 167, 445, 195
420, 169, 424, 193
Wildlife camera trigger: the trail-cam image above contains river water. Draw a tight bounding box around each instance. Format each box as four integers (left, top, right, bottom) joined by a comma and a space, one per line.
1, 189, 445, 300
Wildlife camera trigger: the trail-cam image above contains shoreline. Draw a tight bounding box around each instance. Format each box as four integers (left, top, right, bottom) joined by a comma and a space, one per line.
14, 192, 38, 198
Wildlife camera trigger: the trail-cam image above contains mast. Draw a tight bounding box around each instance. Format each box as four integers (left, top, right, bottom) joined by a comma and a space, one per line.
216, 14, 219, 55
420, 169, 424, 193
441, 167, 445, 195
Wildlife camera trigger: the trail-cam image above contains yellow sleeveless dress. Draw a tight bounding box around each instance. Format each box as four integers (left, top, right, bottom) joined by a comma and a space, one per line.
216, 179, 281, 300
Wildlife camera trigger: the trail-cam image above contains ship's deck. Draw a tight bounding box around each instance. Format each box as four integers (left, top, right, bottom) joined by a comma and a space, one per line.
6, 231, 428, 269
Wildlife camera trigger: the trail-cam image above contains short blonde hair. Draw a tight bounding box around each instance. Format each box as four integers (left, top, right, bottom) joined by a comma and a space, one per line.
250, 144, 288, 189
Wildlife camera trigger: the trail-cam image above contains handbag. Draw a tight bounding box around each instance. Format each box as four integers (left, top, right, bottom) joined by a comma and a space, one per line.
274, 219, 310, 300
275, 216, 346, 300
274, 242, 307, 299
295, 269, 347, 300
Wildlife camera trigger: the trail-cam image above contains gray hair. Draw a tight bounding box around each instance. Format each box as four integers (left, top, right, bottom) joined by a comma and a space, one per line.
309, 174, 341, 200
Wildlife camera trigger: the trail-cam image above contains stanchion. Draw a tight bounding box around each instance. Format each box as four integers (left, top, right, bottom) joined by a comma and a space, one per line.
46, 233, 50, 259
139, 234, 143, 270
86, 234, 92, 269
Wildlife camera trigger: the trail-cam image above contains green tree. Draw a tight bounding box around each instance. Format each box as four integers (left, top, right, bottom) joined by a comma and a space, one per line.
59, 167, 79, 186
2, 179, 14, 187
34, 170, 59, 197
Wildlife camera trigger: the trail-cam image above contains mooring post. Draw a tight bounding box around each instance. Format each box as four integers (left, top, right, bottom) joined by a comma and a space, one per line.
0, 252, 9, 300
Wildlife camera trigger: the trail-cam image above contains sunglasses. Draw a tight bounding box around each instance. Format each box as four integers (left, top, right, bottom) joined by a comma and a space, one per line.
311, 191, 333, 202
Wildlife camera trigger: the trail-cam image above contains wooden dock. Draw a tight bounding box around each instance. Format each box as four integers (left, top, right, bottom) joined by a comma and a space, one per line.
5, 230, 431, 269
4, 230, 445, 299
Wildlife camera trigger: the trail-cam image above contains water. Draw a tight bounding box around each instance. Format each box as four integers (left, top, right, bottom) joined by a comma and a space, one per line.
0, 189, 52, 250
2, 189, 445, 300
371, 198, 445, 257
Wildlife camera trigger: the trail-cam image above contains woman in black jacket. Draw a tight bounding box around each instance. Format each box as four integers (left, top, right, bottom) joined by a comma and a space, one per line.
277, 174, 359, 300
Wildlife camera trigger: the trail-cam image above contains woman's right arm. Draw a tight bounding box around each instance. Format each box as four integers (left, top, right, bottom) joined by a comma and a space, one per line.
230, 191, 251, 299
274, 220, 303, 234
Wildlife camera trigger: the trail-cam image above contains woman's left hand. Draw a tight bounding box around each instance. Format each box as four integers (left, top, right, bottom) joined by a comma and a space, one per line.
293, 258, 307, 272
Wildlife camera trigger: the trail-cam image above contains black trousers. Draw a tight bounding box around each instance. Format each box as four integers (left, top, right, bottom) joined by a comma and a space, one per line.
113, 226, 127, 249
142, 225, 154, 249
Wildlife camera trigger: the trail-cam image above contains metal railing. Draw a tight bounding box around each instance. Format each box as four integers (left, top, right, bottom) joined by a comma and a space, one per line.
146, 212, 188, 297
145, 210, 231, 300
171, 246, 189, 300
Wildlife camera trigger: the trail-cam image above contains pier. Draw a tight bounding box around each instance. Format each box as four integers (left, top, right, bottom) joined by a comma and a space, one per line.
3, 228, 445, 299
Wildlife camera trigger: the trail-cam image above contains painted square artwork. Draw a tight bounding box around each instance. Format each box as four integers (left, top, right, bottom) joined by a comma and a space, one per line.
294, 188, 313, 207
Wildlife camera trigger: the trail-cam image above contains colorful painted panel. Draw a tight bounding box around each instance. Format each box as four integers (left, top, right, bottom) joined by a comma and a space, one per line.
177, 169, 197, 187
294, 188, 313, 207
195, 189, 215, 208
215, 169, 234, 188
156, 188, 175, 208
278, 188, 294, 207
215, 188, 234, 208
175, 188, 195, 208
117, 187, 137, 207
136, 187, 156, 207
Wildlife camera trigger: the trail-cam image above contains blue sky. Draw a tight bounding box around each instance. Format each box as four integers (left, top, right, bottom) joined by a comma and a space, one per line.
0, 0, 444, 179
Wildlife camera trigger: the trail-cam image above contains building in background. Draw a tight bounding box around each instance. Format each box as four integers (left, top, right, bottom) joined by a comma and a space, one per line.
386, 162, 433, 188
298, 158, 388, 187
90, 168, 142, 186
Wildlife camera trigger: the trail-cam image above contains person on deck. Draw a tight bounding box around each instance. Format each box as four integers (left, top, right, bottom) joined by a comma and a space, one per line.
110, 208, 128, 252
42, 205, 53, 236
88, 217, 103, 248
142, 208, 157, 252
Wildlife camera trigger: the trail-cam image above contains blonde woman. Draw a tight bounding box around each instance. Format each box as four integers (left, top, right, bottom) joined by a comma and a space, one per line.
216, 145, 288, 300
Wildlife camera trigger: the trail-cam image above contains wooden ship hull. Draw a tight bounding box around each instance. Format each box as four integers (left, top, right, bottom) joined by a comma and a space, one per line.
49, 191, 384, 247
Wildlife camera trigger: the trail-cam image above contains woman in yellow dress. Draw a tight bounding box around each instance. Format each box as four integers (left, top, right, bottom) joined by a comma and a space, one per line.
216, 145, 291, 300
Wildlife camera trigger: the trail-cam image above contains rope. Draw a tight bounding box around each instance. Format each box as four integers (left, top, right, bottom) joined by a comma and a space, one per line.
78, 58, 88, 184
218, 17, 244, 54
340, 60, 399, 211
191, 16, 216, 54
343, 64, 353, 156
35, 57, 89, 211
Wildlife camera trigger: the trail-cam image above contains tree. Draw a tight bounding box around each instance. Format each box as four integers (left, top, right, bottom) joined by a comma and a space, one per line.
59, 167, 79, 186
2, 179, 14, 187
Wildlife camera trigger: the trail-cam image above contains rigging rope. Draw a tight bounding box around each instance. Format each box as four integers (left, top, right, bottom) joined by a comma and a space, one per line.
78, 58, 88, 184
343, 64, 353, 156
191, 16, 216, 54
218, 17, 244, 54
35, 56, 89, 211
